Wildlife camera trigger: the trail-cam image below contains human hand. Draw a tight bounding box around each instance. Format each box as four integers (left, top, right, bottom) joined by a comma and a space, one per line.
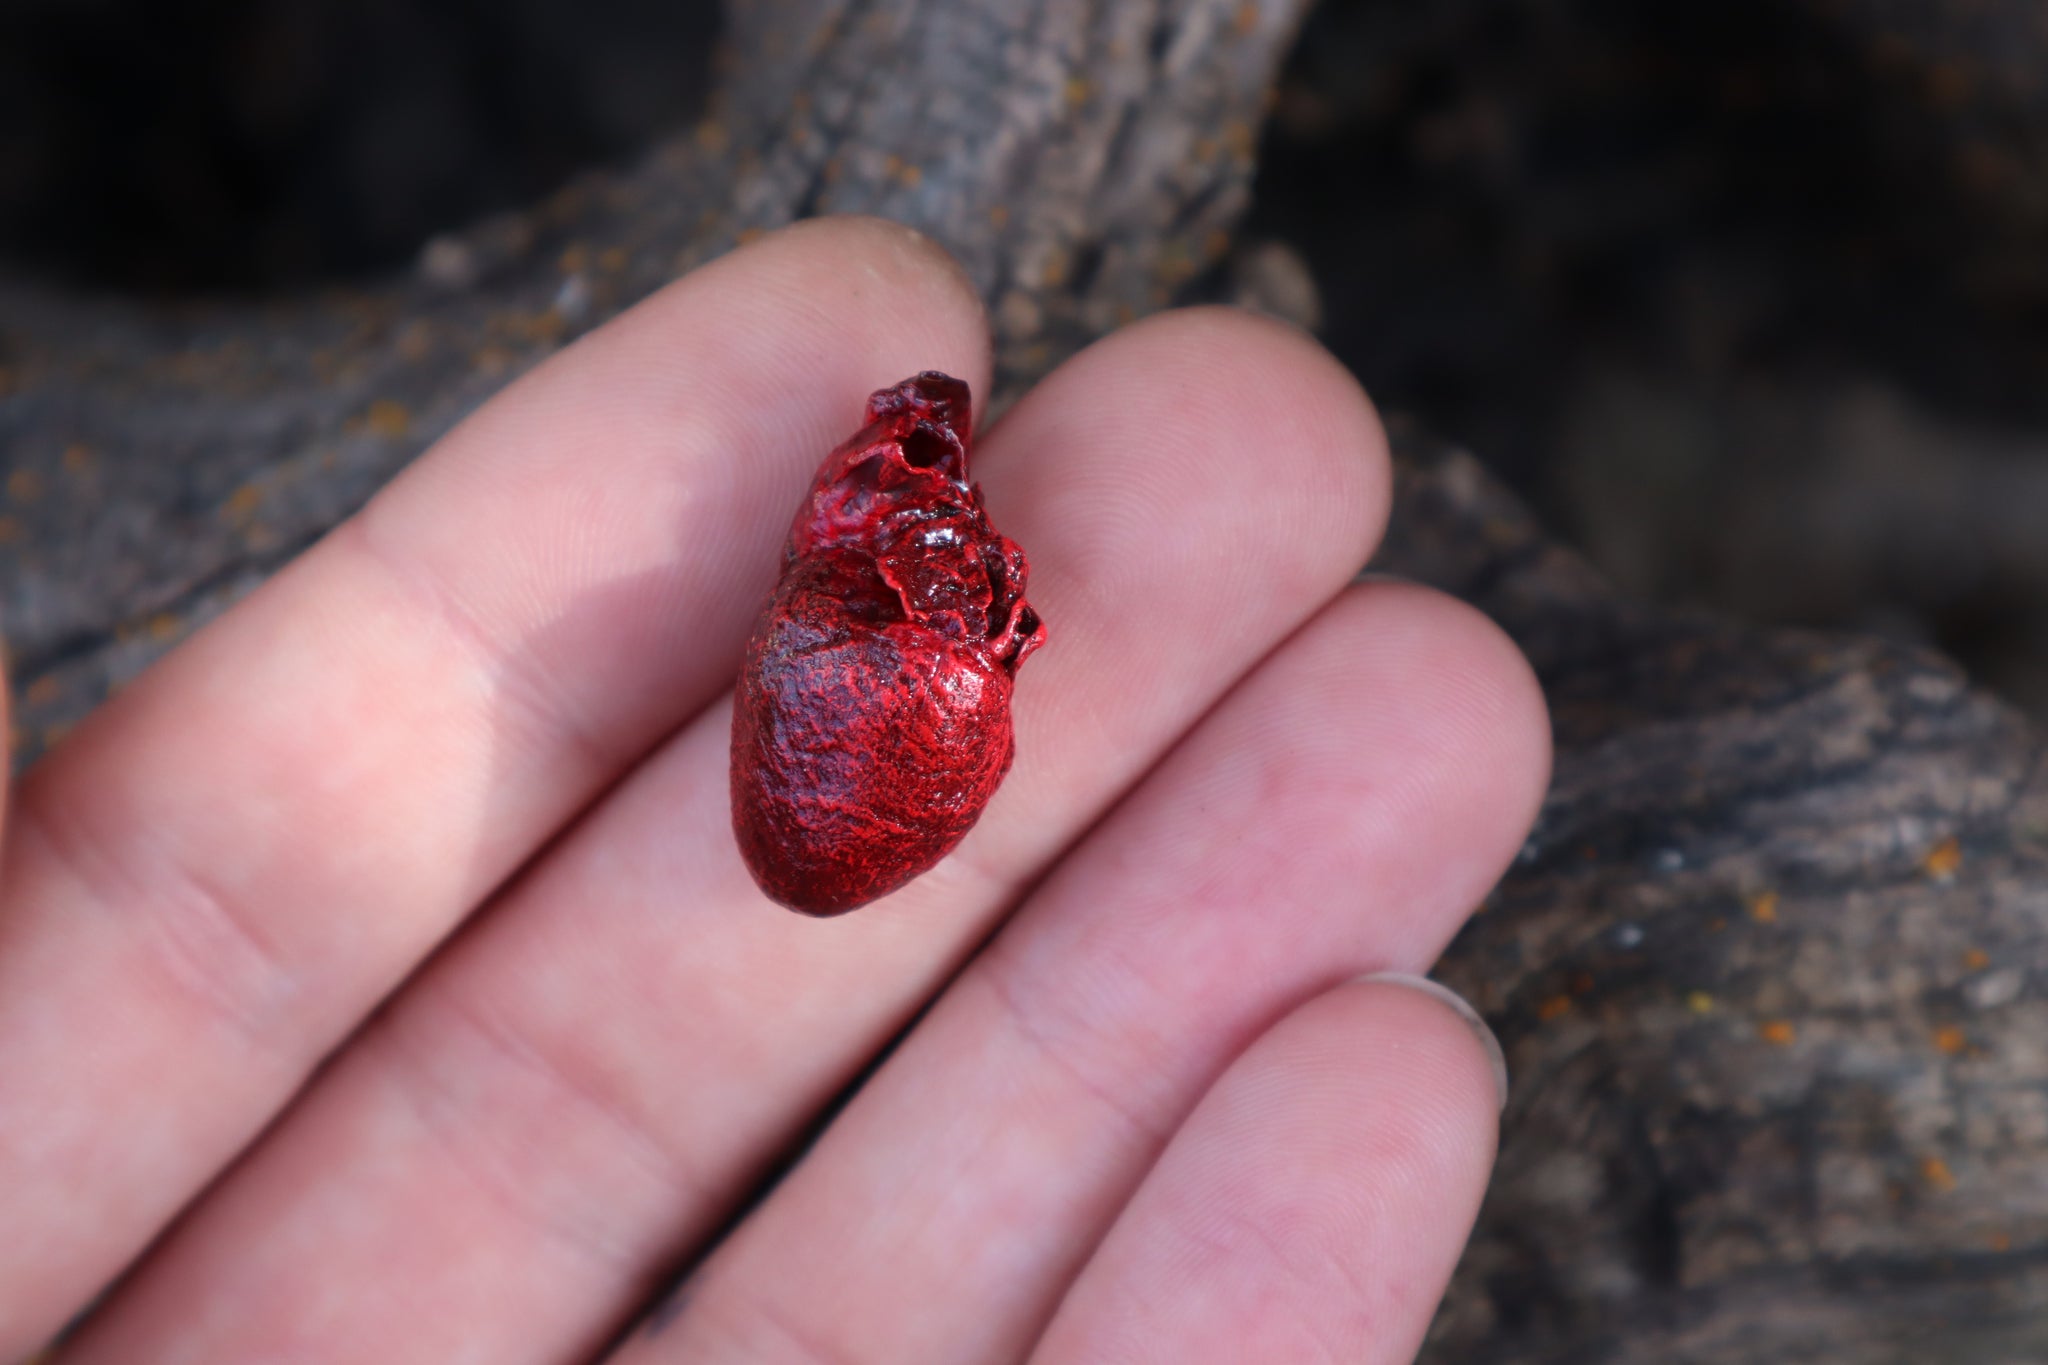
0, 217, 1549, 1363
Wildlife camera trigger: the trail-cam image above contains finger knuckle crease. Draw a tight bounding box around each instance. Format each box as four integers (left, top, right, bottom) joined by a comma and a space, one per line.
21, 796, 301, 1050
374, 986, 706, 1270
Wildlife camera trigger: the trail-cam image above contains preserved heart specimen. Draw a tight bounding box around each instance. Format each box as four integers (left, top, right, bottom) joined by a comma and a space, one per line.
731, 372, 1043, 915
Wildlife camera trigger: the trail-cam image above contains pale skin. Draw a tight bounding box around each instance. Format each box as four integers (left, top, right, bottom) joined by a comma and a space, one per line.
0, 217, 1551, 1364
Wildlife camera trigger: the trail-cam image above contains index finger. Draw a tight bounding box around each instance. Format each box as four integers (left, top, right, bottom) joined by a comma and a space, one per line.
0, 217, 991, 1356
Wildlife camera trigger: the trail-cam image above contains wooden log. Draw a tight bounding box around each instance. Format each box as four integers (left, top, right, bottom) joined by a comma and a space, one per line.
1386, 425, 2048, 1364
2, 1, 2042, 1359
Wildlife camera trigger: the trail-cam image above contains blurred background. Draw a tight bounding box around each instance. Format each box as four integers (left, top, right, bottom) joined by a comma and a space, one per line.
4, 0, 2044, 716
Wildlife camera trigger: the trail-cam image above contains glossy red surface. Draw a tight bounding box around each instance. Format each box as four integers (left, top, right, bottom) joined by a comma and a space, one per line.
730, 372, 1044, 915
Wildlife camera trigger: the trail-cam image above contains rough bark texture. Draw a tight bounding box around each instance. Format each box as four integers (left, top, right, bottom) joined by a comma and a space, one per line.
0, 0, 1291, 761
1388, 427, 2048, 1364
3, 0, 2044, 1360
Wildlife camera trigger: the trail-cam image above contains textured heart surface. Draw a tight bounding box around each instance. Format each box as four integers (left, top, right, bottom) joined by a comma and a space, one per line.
731, 372, 1044, 915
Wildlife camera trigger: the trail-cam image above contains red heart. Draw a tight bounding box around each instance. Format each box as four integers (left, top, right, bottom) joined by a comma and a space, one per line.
731, 373, 1043, 915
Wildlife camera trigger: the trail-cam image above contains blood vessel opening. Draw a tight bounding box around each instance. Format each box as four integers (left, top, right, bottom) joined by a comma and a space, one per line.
730, 372, 1044, 915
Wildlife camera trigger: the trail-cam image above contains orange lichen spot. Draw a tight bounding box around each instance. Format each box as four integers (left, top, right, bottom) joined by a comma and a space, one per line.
395, 321, 434, 362
0, 516, 20, 546
1923, 836, 1963, 881
365, 400, 411, 439
61, 443, 93, 476
1156, 243, 1199, 286
895, 161, 922, 189
988, 205, 1011, 228
494, 309, 566, 346
1708, 916, 1728, 932
536, 183, 585, 225
1759, 1019, 1797, 1046
8, 468, 44, 503
221, 483, 264, 526
1920, 1155, 1957, 1193
1063, 76, 1092, 111
736, 226, 766, 247
598, 246, 629, 274
1233, 1, 1261, 38
1988, 1231, 2012, 1253
1481, 515, 1522, 548
558, 242, 590, 275
1964, 947, 1991, 971
1686, 991, 1715, 1014
1222, 120, 1255, 161
1040, 248, 1071, 289
474, 346, 515, 378
24, 675, 60, 707
694, 120, 731, 156
147, 613, 182, 642
1537, 994, 1573, 1022
1569, 971, 1596, 996
1934, 1025, 1968, 1056
1747, 890, 1779, 924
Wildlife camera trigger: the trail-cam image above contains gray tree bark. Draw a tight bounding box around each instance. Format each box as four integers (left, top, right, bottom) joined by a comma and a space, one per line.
1, 1, 2041, 1359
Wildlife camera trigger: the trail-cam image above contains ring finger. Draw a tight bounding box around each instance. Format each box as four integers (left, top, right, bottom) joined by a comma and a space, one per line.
615, 582, 1546, 1363
1028, 976, 1506, 1365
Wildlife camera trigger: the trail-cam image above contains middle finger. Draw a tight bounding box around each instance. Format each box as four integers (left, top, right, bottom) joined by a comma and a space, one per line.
62, 308, 1389, 1364
625, 581, 1545, 1364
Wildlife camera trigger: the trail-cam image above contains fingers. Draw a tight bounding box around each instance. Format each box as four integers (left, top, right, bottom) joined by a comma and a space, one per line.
621, 582, 1547, 1364
55, 308, 1392, 1363
1027, 977, 1504, 1365
0, 217, 991, 1355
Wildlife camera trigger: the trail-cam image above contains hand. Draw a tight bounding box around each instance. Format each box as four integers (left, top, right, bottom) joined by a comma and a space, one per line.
0, 217, 1549, 1363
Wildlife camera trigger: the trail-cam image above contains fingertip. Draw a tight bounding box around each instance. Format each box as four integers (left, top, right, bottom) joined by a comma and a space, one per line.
1223, 973, 1505, 1268
768, 215, 988, 330
670, 214, 995, 414
1030, 966, 1503, 1365
400, 213, 995, 525
1083, 305, 1393, 571
1329, 579, 1553, 879
1392, 579, 1553, 823
354, 212, 999, 723
982, 307, 1393, 700
1341, 973, 1510, 1118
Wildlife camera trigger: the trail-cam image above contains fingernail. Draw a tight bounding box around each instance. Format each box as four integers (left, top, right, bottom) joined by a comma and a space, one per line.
1355, 972, 1510, 1111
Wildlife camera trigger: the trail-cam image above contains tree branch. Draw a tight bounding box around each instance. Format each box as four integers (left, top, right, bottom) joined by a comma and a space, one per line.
3, 2, 2043, 1360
